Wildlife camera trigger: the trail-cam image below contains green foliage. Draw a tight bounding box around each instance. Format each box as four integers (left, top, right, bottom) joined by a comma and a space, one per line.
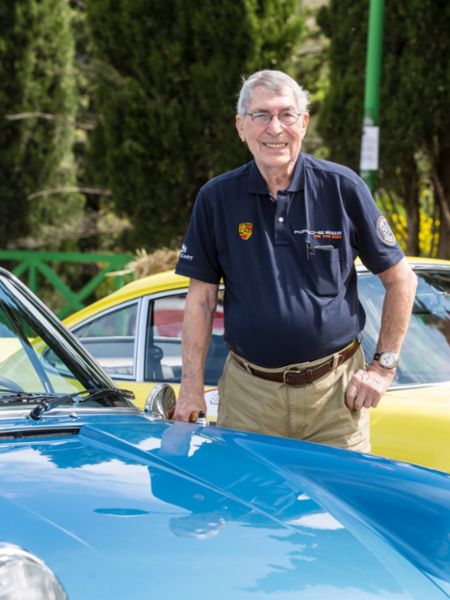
316, 1, 367, 169
317, 0, 450, 258
380, 0, 450, 257
86, 0, 305, 250
0, 0, 80, 248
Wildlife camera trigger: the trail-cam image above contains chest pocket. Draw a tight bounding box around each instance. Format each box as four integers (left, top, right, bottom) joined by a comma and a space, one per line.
306, 245, 342, 296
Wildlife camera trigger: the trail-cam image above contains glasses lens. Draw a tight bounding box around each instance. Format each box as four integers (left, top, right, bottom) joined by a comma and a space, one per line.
251, 113, 271, 124
279, 111, 299, 125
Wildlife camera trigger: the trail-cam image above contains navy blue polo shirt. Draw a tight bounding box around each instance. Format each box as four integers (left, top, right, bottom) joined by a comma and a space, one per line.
176, 153, 404, 367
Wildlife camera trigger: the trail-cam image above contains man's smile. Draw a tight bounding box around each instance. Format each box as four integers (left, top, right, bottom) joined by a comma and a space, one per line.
262, 142, 288, 149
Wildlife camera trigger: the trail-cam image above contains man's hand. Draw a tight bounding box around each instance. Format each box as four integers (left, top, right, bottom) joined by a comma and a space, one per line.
173, 391, 207, 423
345, 363, 396, 410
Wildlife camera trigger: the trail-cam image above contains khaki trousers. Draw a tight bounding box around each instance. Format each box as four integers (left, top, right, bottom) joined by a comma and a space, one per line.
217, 345, 370, 452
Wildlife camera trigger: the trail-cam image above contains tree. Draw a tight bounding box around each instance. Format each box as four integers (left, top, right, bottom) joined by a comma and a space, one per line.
387, 0, 450, 259
316, 1, 367, 171
317, 1, 450, 258
86, 0, 305, 250
0, 0, 80, 249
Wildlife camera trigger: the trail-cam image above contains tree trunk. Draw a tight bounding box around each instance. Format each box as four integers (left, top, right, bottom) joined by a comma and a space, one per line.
403, 161, 420, 256
431, 147, 450, 259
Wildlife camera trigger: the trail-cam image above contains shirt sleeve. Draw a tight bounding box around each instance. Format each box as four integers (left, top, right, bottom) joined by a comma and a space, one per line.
175, 187, 223, 284
346, 177, 404, 274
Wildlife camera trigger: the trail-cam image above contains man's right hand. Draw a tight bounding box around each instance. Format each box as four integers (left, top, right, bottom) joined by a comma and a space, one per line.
173, 391, 207, 423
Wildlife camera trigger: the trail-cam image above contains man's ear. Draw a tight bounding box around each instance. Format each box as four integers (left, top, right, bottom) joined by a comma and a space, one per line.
301, 112, 310, 137
236, 115, 245, 142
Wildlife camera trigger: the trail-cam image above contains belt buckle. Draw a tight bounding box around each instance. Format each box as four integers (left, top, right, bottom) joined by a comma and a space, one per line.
283, 368, 306, 385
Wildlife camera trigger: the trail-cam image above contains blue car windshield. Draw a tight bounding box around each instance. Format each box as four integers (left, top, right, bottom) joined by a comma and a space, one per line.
358, 267, 450, 386
0, 273, 129, 409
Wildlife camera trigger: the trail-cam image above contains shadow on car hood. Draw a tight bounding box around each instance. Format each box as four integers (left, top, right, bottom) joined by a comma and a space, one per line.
0, 414, 449, 600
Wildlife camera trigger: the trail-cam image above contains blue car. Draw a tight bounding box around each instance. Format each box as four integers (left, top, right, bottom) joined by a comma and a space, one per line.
0, 266, 450, 600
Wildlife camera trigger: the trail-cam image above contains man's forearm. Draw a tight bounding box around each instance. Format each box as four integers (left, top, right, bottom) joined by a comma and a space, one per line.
181, 296, 216, 395
346, 258, 417, 410
174, 279, 218, 421
374, 259, 418, 355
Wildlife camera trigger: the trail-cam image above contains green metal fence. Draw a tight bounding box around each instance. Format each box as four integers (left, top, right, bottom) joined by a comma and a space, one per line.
0, 250, 133, 318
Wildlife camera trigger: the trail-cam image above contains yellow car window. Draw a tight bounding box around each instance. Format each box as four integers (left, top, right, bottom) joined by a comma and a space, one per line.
359, 269, 450, 385
145, 292, 227, 386
73, 302, 138, 378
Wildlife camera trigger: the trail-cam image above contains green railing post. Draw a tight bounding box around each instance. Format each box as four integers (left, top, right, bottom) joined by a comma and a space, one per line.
360, 0, 385, 191
0, 250, 134, 317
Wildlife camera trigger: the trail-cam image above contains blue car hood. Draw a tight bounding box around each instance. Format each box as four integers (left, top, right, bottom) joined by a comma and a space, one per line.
0, 413, 449, 600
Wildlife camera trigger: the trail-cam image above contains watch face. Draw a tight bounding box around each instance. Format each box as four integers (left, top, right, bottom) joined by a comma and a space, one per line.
378, 352, 398, 369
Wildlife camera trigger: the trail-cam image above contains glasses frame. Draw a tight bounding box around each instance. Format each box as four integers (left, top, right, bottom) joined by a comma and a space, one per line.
245, 110, 303, 127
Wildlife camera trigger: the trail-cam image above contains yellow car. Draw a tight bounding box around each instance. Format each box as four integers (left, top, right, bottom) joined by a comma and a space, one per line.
64, 258, 450, 472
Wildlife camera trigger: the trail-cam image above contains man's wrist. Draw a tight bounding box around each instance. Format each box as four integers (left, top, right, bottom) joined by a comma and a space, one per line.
367, 361, 397, 379
372, 351, 399, 370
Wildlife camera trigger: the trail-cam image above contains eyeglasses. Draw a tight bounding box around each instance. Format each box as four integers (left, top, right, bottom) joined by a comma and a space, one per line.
245, 110, 302, 126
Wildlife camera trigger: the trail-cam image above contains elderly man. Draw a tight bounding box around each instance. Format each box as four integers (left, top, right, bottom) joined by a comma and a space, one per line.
174, 69, 417, 452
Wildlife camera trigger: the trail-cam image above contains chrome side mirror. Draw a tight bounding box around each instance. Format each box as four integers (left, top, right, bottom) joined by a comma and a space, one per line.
144, 384, 176, 420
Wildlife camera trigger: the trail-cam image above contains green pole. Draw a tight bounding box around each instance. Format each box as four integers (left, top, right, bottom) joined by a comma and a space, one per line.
360, 0, 385, 191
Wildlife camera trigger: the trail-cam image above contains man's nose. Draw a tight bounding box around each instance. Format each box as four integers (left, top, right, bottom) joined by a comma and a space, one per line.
265, 115, 285, 134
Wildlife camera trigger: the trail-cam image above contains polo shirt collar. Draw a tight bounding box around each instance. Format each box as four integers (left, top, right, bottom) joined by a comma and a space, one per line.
248, 153, 305, 195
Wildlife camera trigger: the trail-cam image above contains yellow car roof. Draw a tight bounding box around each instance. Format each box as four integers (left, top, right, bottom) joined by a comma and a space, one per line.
64, 257, 450, 329
64, 270, 189, 328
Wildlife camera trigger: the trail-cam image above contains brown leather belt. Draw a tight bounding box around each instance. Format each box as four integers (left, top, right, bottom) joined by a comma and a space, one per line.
230, 339, 360, 386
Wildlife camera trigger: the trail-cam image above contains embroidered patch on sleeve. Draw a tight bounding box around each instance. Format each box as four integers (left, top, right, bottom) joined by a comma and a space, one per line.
376, 216, 396, 247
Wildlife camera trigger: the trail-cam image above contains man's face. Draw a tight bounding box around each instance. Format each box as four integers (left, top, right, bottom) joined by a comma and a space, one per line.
236, 86, 309, 174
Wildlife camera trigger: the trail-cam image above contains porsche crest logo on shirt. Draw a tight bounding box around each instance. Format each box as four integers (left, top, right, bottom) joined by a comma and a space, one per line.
238, 222, 253, 241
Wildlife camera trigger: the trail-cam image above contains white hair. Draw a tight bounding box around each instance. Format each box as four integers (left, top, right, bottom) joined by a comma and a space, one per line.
236, 70, 310, 117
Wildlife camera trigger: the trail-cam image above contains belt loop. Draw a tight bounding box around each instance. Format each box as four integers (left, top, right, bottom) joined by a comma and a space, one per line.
242, 361, 253, 375
233, 352, 253, 375
332, 351, 340, 371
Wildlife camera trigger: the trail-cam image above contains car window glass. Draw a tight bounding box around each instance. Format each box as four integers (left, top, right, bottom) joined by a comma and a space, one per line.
0, 297, 83, 397
73, 303, 138, 377
358, 269, 450, 386
145, 291, 227, 385
0, 276, 131, 411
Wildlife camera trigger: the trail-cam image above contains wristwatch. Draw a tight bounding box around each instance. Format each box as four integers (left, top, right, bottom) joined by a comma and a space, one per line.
373, 351, 399, 369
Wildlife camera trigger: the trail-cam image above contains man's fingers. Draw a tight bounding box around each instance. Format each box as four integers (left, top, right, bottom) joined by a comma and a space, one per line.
173, 395, 206, 422
172, 408, 189, 422
346, 368, 391, 411
346, 370, 377, 410
352, 390, 367, 411
345, 369, 365, 410
173, 408, 201, 422
345, 382, 358, 409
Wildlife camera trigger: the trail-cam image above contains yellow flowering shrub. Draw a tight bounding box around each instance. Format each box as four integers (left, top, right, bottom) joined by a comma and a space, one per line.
376, 191, 440, 257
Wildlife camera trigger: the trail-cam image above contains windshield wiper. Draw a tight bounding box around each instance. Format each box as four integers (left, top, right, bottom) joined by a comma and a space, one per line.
27, 388, 135, 420
0, 391, 58, 405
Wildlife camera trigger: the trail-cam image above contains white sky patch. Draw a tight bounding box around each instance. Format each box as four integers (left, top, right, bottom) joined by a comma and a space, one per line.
0, 449, 151, 499
288, 512, 344, 530
137, 436, 161, 452
188, 434, 212, 457
297, 493, 311, 501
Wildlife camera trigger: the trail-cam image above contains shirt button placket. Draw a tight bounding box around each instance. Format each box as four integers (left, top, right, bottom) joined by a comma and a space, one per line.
274, 192, 290, 244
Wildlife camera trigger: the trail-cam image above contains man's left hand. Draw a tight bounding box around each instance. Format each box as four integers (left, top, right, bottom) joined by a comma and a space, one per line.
345, 363, 396, 410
